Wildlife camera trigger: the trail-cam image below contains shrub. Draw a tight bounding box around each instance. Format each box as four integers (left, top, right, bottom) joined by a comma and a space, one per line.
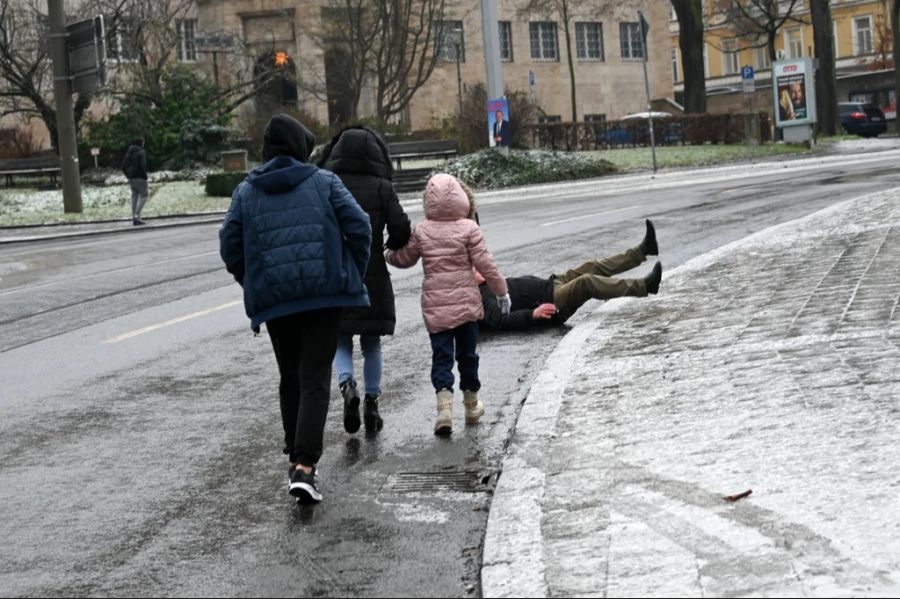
440, 149, 615, 189
431, 84, 540, 154
84, 66, 237, 170
205, 172, 247, 197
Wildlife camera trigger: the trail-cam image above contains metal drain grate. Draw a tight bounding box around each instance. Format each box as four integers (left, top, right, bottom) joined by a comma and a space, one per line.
388, 470, 491, 493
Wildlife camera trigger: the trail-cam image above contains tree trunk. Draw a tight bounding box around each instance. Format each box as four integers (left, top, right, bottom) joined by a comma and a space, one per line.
811, 0, 838, 135
561, 6, 577, 121
894, 0, 900, 127
672, 0, 706, 113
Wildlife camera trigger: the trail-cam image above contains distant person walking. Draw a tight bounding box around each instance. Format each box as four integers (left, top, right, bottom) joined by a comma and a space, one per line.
121, 137, 149, 226
385, 173, 510, 436
317, 125, 411, 435
219, 114, 372, 505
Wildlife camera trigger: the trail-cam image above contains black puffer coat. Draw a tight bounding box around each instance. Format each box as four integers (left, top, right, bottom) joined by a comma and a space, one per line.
319, 126, 411, 335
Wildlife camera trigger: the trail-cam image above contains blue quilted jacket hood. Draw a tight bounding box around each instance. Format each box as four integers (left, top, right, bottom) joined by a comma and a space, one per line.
219, 156, 372, 332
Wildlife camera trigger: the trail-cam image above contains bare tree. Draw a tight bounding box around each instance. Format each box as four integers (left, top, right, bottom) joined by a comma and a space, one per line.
715, 0, 807, 63
811, 0, 837, 135
88, 0, 282, 117
299, 0, 447, 124
872, 10, 894, 70
0, 0, 92, 149
671, 0, 706, 113
370, 0, 447, 122
893, 0, 900, 120
517, 0, 619, 122
309, 0, 380, 121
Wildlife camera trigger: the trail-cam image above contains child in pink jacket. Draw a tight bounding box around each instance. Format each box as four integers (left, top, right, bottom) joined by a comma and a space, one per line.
385, 173, 510, 435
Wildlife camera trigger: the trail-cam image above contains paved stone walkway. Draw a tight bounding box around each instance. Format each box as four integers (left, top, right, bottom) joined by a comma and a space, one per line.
483, 188, 900, 597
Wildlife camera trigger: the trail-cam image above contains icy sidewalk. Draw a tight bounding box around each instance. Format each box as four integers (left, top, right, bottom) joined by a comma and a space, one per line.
483, 187, 900, 598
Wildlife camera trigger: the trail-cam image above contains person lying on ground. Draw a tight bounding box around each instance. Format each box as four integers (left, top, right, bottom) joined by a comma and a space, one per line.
478, 219, 662, 332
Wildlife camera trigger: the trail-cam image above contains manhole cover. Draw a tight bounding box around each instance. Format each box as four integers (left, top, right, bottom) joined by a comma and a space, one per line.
388, 470, 492, 493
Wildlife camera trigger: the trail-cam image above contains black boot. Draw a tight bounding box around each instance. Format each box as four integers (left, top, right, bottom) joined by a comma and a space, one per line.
639, 219, 658, 257
644, 262, 662, 295
340, 379, 361, 434
363, 395, 384, 432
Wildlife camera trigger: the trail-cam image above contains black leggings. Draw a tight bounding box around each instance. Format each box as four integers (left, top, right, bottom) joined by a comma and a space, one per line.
267, 308, 341, 466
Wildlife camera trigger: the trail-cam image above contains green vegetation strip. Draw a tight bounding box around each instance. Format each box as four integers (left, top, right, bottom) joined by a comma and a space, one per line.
586, 143, 812, 171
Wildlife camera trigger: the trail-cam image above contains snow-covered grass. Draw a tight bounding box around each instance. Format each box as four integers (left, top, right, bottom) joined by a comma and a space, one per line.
0, 179, 229, 226
584, 143, 812, 172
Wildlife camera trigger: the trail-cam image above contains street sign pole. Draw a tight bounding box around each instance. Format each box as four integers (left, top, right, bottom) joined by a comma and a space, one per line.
47, 0, 83, 213
481, 0, 507, 154
639, 11, 657, 174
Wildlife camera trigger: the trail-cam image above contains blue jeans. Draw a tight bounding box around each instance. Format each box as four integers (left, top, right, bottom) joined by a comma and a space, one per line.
428, 321, 480, 393
334, 334, 383, 396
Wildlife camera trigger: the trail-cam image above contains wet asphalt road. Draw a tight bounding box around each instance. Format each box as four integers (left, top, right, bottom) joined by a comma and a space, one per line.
3, 147, 900, 597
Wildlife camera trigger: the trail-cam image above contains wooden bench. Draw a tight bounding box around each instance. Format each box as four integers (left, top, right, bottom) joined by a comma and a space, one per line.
0, 155, 62, 186
387, 139, 458, 170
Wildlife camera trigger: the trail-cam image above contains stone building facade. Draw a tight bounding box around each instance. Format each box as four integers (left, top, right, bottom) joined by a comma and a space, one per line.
193, 0, 674, 129
0, 0, 674, 150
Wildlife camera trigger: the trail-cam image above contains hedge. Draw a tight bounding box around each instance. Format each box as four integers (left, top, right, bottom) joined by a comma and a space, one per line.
440, 149, 616, 189
523, 112, 773, 152
205, 172, 247, 197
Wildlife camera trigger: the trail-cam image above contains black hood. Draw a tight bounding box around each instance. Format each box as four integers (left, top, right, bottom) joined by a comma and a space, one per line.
318, 126, 393, 181
262, 114, 316, 163
247, 156, 318, 194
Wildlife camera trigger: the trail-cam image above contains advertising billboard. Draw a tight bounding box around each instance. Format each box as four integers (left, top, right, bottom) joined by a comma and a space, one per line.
772, 58, 816, 128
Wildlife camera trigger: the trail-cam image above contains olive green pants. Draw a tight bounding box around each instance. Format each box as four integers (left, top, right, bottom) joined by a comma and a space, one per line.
552, 247, 647, 322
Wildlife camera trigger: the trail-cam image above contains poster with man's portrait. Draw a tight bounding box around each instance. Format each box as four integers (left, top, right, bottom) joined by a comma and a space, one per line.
772, 58, 816, 127
777, 74, 807, 122
487, 97, 511, 147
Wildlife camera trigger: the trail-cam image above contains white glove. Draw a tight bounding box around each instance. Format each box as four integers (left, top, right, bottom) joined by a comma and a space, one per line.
497, 293, 511, 315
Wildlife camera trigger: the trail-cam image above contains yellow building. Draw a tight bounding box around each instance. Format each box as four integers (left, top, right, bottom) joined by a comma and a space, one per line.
669, 0, 896, 119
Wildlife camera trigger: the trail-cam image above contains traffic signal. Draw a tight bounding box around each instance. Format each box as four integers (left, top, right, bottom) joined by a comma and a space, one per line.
274, 50, 289, 67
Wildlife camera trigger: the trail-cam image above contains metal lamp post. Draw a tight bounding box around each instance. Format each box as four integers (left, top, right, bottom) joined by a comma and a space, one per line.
454, 29, 463, 116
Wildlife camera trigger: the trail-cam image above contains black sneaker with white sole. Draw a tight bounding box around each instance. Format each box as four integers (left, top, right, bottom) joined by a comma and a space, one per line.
288, 466, 322, 504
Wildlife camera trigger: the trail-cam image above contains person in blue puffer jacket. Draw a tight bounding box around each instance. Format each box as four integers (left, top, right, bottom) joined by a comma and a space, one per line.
220, 114, 371, 505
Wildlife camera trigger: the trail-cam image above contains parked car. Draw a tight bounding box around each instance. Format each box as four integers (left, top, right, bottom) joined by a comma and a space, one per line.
838, 102, 887, 138
601, 112, 682, 146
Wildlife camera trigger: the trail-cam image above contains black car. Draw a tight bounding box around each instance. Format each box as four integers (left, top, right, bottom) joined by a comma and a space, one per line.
839, 102, 888, 137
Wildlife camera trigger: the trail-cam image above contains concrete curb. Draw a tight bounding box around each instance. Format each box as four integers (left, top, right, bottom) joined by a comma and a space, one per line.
480, 186, 900, 598
0, 215, 224, 245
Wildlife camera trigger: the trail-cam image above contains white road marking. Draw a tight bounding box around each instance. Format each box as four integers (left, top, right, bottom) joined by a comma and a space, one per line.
540, 205, 639, 227
103, 299, 242, 343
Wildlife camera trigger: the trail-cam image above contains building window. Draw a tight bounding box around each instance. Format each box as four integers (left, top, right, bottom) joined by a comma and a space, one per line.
575, 22, 604, 61
106, 18, 136, 61
853, 16, 873, 55
529, 22, 559, 61
722, 38, 739, 75
539, 114, 561, 123
584, 113, 606, 122
619, 22, 644, 60
437, 21, 464, 62
671, 48, 679, 82
499, 21, 513, 62
176, 19, 197, 62
785, 27, 802, 58
756, 45, 771, 70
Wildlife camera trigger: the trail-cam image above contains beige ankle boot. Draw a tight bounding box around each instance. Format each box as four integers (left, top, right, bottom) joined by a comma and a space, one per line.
463, 390, 485, 425
434, 389, 453, 436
